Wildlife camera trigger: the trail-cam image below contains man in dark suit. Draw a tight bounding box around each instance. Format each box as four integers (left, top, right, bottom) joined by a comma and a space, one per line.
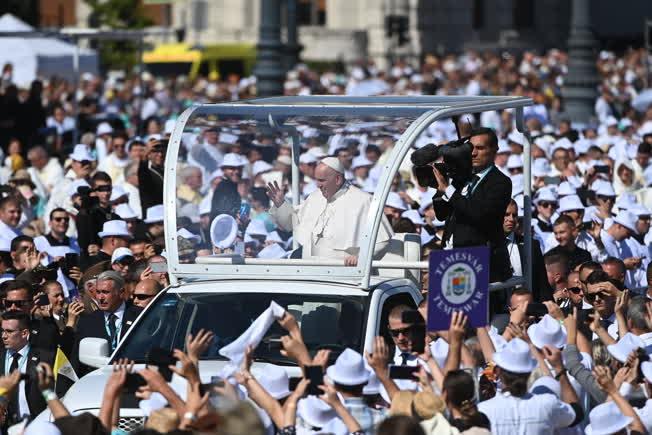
0, 311, 54, 427
72, 270, 141, 376
432, 127, 512, 282
138, 136, 165, 213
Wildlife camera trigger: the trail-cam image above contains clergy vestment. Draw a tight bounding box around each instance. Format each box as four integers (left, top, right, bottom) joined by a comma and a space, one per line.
270, 183, 393, 259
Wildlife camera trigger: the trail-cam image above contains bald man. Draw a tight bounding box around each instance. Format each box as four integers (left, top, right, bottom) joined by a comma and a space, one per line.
131, 279, 162, 308
267, 157, 393, 266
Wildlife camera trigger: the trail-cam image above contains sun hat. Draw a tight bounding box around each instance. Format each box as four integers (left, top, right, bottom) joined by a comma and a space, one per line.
299, 153, 318, 165
629, 203, 651, 217
507, 154, 523, 170
297, 396, 337, 429
98, 220, 132, 239
612, 210, 638, 234
220, 153, 246, 168
252, 160, 273, 177
245, 218, 268, 237
351, 155, 374, 170
255, 365, 291, 400
532, 158, 551, 178
412, 391, 445, 420
615, 193, 638, 210
199, 196, 212, 216
386, 192, 408, 211
492, 337, 537, 373
497, 140, 511, 154
557, 195, 584, 213
69, 144, 95, 162
533, 187, 557, 205
585, 401, 633, 435
594, 182, 617, 197
111, 247, 134, 264
529, 376, 561, 397
96, 122, 113, 136
401, 209, 425, 226
210, 214, 238, 249
109, 185, 129, 202
607, 332, 644, 363
556, 181, 577, 197
114, 203, 138, 221
507, 131, 526, 147
527, 314, 567, 349
143, 205, 165, 224
326, 348, 370, 386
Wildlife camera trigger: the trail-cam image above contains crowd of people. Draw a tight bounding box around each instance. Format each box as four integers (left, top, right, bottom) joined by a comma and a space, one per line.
0, 44, 649, 434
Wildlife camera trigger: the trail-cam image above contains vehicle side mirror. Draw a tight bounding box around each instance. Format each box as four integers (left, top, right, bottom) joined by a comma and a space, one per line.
79, 337, 111, 368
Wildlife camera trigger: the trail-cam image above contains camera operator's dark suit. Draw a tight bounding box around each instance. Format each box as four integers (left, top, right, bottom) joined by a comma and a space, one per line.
433, 165, 512, 282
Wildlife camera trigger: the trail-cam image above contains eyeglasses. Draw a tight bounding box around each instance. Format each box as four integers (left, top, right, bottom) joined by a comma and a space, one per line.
1, 328, 24, 335
538, 201, 555, 209
52, 216, 69, 223
132, 293, 153, 301
4, 299, 31, 309
388, 327, 412, 337
567, 287, 582, 294
597, 195, 615, 202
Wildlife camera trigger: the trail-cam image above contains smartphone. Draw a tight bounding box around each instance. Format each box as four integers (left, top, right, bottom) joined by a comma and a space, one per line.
577, 308, 593, 324
389, 364, 419, 380
288, 376, 302, 391
239, 203, 251, 221
525, 303, 548, 318
64, 253, 79, 273
147, 347, 177, 381
410, 326, 426, 354
594, 165, 610, 174
37, 294, 49, 306
304, 365, 324, 396
149, 262, 168, 274
125, 372, 146, 391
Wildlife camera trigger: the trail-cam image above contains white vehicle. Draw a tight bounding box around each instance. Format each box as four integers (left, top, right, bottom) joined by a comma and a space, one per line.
44, 96, 534, 432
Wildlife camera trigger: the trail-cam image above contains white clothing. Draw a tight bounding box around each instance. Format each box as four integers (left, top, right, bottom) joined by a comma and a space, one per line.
270, 184, 393, 260
0, 219, 20, 245
5, 343, 31, 418
122, 182, 143, 219
478, 391, 575, 435
98, 153, 130, 185
636, 398, 652, 434
506, 233, 522, 277
27, 158, 63, 197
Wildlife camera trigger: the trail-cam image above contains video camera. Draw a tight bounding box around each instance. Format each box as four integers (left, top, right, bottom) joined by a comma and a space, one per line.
410, 118, 474, 189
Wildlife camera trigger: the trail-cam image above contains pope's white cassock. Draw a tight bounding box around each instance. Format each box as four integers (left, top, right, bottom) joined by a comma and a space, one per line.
270, 166, 393, 260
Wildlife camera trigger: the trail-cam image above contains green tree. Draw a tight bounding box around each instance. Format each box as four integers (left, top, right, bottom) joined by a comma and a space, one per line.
84, 0, 153, 71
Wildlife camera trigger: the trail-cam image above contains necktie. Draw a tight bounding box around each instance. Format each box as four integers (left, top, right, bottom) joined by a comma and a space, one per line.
8, 352, 20, 373
7, 352, 21, 423
400, 353, 409, 366
107, 314, 118, 349
466, 175, 480, 197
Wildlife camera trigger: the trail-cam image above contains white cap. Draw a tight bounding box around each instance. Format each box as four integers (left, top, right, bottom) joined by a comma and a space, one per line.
605, 115, 618, 127
385, 192, 407, 211
613, 210, 638, 234
98, 220, 132, 239
506, 154, 523, 170
319, 156, 345, 174
557, 195, 584, 213
111, 247, 134, 264
96, 122, 113, 136
530, 376, 561, 398
573, 138, 592, 155
115, 203, 138, 220
629, 203, 651, 217
307, 147, 327, 159
297, 396, 337, 429
210, 214, 238, 249
401, 209, 425, 226
144, 205, 164, 224
220, 153, 246, 168
615, 193, 637, 210
69, 144, 95, 162
594, 183, 616, 197
492, 338, 537, 373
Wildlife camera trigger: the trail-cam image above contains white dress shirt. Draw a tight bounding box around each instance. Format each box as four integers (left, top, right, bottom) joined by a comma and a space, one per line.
104, 302, 126, 348
5, 343, 31, 418
478, 391, 576, 435
506, 233, 522, 277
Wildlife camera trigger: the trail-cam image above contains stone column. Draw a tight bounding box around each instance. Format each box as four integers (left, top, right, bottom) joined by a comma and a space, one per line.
253, 0, 286, 97
285, 0, 302, 69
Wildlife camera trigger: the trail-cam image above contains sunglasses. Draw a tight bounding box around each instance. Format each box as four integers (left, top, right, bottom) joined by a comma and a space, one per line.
538, 201, 556, 209
4, 299, 31, 309
388, 326, 412, 337
585, 291, 610, 303
597, 195, 615, 202
132, 293, 153, 301
94, 185, 112, 193
79, 160, 92, 166
567, 287, 582, 294
52, 216, 69, 223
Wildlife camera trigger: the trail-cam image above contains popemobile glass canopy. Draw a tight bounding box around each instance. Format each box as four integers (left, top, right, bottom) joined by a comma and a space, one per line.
164, 95, 533, 288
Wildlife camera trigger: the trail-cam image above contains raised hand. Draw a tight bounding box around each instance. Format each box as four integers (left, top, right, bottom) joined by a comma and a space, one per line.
365, 336, 389, 376
169, 349, 200, 386
448, 311, 468, 344
186, 329, 215, 364
266, 181, 285, 208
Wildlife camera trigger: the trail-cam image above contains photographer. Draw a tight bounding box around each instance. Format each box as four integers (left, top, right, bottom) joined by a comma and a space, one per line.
428, 127, 512, 282
75, 172, 119, 256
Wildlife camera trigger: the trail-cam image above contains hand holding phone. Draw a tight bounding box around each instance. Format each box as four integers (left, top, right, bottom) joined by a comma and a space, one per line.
304, 365, 324, 396
389, 364, 419, 380
147, 347, 177, 381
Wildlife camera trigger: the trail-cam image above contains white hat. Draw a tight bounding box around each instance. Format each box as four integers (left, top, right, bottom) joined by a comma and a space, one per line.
220, 153, 246, 168
605, 115, 619, 127
527, 314, 567, 349
256, 365, 290, 400
257, 243, 287, 259
533, 187, 557, 205
594, 182, 616, 197
111, 247, 134, 264
615, 193, 638, 210
613, 210, 638, 234
297, 396, 337, 428
144, 205, 164, 224
556, 181, 576, 197
139, 392, 169, 418
177, 228, 201, 243
164, 119, 176, 135
607, 332, 644, 363
307, 147, 327, 159
629, 203, 651, 217
252, 160, 273, 177
418, 197, 433, 215
386, 192, 407, 211
326, 348, 370, 386
532, 158, 551, 177
320, 156, 345, 174
401, 209, 425, 226
351, 155, 373, 170
179, 203, 200, 224
69, 144, 95, 162
585, 401, 633, 435
557, 195, 584, 213
146, 134, 162, 143
488, 326, 507, 352
23, 420, 62, 435
110, 185, 129, 202
265, 231, 283, 244
299, 153, 318, 165
363, 370, 380, 395
506, 154, 523, 170
529, 376, 561, 397
98, 220, 132, 239
96, 122, 113, 136
497, 139, 511, 154
245, 219, 268, 237
550, 137, 573, 156
277, 155, 292, 166
573, 138, 592, 155
114, 204, 138, 221
507, 131, 526, 147
210, 214, 238, 249
644, 165, 652, 186
429, 338, 449, 369
199, 196, 212, 216
67, 179, 90, 196
432, 217, 445, 228
641, 360, 652, 384
420, 231, 435, 246
492, 337, 537, 373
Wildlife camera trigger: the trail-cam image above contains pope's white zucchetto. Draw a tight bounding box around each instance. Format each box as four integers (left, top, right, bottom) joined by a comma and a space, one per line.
319, 156, 345, 174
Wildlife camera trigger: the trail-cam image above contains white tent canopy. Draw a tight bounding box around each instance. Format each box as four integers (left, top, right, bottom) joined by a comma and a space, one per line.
0, 14, 98, 87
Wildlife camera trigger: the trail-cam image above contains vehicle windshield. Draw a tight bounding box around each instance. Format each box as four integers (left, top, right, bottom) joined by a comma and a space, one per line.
114, 291, 367, 365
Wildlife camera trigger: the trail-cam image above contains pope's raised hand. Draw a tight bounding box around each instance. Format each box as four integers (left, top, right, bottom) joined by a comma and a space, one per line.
266, 181, 285, 208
